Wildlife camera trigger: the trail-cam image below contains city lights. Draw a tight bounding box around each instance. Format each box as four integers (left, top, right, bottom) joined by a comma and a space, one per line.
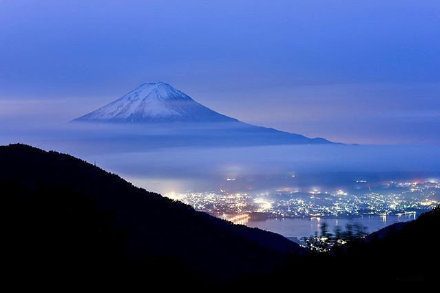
164, 178, 440, 220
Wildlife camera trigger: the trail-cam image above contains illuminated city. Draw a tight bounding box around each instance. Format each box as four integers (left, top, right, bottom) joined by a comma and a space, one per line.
165, 178, 440, 224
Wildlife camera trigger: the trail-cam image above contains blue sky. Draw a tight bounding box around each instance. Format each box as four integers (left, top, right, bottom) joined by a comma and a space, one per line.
0, 0, 439, 144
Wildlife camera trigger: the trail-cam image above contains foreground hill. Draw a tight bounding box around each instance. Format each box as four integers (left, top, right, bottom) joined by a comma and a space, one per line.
0, 144, 301, 288
264, 206, 440, 287
349, 206, 440, 282
3, 143, 436, 288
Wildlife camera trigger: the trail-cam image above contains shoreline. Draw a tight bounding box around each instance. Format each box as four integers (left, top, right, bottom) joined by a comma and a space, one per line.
246, 210, 424, 222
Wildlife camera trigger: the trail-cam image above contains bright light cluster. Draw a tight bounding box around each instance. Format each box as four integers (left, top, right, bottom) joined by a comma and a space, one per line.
164, 179, 440, 219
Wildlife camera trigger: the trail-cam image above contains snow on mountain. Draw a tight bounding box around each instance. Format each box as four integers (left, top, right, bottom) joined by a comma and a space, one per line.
74, 82, 334, 145
75, 82, 237, 123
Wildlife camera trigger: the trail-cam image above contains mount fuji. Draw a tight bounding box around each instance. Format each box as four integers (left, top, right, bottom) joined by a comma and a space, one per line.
74, 82, 333, 146
75, 82, 238, 123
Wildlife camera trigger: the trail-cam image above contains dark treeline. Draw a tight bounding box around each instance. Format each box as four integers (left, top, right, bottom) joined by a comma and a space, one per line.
0, 144, 300, 289
254, 205, 440, 288
1, 144, 438, 290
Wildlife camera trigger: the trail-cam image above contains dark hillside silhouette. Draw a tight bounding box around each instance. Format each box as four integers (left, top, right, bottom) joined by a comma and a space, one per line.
260, 206, 440, 287
1, 143, 438, 289
0, 144, 301, 288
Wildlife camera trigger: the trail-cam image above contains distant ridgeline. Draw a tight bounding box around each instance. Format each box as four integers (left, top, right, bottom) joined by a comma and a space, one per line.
73, 82, 334, 148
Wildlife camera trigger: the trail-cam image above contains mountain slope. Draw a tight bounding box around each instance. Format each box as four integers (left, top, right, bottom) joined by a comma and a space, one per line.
74, 82, 334, 145
75, 82, 237, 123
256, 207, 440, 288
0, 144, 301, 287
329, 207, 440, 284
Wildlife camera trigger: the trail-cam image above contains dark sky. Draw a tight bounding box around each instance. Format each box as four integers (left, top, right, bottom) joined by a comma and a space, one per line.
1, 0, 439, 144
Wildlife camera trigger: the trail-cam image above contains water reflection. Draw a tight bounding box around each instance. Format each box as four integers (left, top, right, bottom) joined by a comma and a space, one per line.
247, 214, 417, 239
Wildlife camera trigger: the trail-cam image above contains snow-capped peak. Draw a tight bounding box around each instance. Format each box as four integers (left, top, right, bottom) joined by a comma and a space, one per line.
129, 82, 193, 102
75, 82, 236, 123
